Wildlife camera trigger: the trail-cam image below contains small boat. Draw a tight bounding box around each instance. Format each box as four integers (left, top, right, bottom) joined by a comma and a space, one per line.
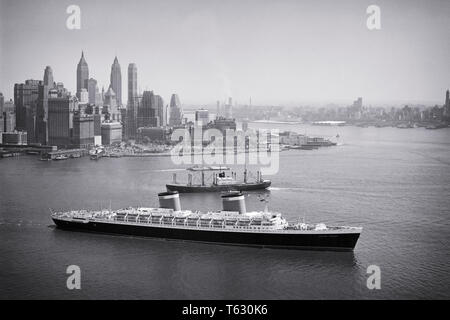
90, 146, 105, 160
54, 155, 68, 161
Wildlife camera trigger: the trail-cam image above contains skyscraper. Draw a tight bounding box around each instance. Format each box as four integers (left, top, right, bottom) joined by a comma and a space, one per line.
110, 56, 122, 106
76, 51, 89, 100
128, 63, 137, 105
154, 95, 166, 126
126, 63, 138, 140
88, 78, 99, 105
14, 80, 41, 137
137, 91, 158, 128
103, 87, 119, 121
48, 93, 77, 147
43, 66, 54, 87
72, 112, 94, 148
169, 94, 183, 126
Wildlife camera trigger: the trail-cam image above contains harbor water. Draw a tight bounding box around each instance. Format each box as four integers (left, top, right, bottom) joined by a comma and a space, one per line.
1, 124, 450, 299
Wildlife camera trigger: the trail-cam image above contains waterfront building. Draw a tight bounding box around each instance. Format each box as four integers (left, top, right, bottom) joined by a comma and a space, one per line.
72, 112, 94, 148
101, 121, 122, 145
208, 117, 237, 134
137, 127, 169, 143
76, 51, 89, 100
48, 94, 77, 147
14, 80, 41, 132
169, 94, 183, 126
110, 56, 122, 106
36, 83, 49, 145
195, 109, 209, 126
2, 109, 15, 133
1, 131, 27, 145
93, 112, 102, 145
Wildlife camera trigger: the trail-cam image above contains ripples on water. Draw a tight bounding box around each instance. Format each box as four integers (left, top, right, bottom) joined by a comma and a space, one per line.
1, 125, 449, 299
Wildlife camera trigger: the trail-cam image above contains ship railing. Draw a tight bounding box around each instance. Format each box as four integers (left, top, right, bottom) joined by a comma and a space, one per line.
105, 215, 308, 232
104, 212, 314, 232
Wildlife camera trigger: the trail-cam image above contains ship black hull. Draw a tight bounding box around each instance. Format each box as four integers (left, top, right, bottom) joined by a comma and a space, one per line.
52, 219, 360, 251
166, 180, 271, 193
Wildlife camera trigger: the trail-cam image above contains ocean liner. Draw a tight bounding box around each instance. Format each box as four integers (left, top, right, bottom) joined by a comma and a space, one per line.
51, 191, 362, 251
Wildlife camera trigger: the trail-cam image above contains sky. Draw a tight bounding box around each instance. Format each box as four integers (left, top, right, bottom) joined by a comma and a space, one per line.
0, 0, 449, 106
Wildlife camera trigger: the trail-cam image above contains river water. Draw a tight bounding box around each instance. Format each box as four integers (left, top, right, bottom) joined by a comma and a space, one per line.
1, 124, 449, 299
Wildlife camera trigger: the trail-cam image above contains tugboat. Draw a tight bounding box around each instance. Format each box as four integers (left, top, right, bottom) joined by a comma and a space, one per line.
166, 166, 271, 193
51, 191, 362, 251
90, 146, 105, 160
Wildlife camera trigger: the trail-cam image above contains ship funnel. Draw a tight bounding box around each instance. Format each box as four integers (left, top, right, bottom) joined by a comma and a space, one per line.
221, 191, 246, 214
158, 191, 181, 211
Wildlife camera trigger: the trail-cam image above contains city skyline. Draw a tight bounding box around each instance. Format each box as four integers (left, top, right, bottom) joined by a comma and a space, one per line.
1, 0, 449, 106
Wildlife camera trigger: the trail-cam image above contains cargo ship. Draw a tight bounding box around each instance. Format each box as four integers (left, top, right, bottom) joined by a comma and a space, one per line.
166, 166, 271, 193
51, 191, 362, 251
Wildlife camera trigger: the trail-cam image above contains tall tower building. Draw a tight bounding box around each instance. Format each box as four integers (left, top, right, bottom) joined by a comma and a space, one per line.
126, 63, 138, 140
14, 79, 41, 138
169, 94, 183, 126
87, 78, 99, 105
110, 56, 122, 106
48, 94, 77, 147
128, 63, 137, 104
103, 87, 119, 121
138, 91, 158, 128
37, 66, 56, 145
43, 66, 54, 87
76, 51, 89, 100
154, 95, 166, 126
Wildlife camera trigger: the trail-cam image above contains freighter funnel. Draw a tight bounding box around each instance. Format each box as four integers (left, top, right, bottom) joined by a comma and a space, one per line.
221, 192, 246, 214
158, 191, 181, 211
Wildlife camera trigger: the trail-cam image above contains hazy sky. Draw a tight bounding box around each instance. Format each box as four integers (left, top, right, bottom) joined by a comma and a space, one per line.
0, 0, 449, 106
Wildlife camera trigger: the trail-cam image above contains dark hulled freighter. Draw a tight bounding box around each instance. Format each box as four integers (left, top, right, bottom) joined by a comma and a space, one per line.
51, 191, 362, 251
166, 166, 271, 193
